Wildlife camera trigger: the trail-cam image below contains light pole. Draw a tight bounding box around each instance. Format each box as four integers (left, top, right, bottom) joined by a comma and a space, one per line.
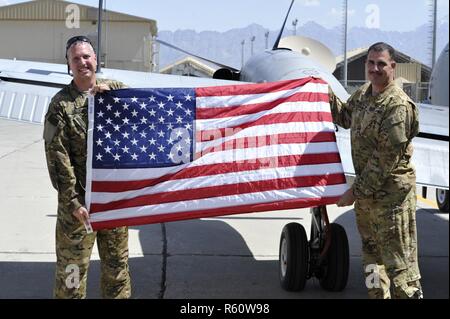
264, 31, 269, 50
241, 40, 245, 68
292, 18, 298, 36
250, 36, 256, 56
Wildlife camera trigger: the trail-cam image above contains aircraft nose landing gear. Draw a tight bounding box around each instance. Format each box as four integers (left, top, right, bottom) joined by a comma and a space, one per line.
279, 206, 349, 292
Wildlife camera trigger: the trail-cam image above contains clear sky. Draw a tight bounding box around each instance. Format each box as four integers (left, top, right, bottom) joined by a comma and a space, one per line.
0, 0, 448, 32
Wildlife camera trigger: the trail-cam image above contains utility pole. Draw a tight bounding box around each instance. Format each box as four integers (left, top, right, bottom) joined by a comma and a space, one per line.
342, 0, 348, 89
241, 40, 245, 68
292, 18, 298, 35
431, 0, 437, 68
264, 31, 269, 50
97, 0, 103, 73
250, 36, 256, 56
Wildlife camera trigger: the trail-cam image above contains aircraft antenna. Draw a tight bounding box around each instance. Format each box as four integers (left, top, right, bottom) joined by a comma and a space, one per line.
272, 0, 295, 50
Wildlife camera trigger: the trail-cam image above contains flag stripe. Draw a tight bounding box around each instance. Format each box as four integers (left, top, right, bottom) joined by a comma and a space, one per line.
195, 77, 327, 97
197, 112, 333, 141
90, 184, 347, 224
92, 152, 342, 192
90, 196, 341, 230
197, 92, 329, 119
197, 131, 336, 157
196, 121, 335, 151
90, 173, 346, 213
92, 163, 344, 203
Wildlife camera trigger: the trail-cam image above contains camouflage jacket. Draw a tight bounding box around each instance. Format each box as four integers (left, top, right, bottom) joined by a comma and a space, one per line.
329, 82, 419, 200
43, 79, 126, 214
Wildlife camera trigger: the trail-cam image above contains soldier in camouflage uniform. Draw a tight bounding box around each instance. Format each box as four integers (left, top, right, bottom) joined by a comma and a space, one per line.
328, 42, 423, 299
43, 36, 131, 298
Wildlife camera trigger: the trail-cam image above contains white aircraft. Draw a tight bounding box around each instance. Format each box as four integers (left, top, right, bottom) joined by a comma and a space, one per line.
0, 0, 447, 294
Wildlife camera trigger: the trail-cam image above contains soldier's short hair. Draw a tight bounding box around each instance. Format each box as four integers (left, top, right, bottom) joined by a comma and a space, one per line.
368, 42, 396, 61
65, 35, 95, 60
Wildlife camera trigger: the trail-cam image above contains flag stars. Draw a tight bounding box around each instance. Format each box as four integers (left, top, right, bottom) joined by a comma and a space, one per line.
131, 138, 139, 146
131, 153, 139, 161
113, 97, 120, 103
113, 139, 121, 146
96, 124, 104, 132
122, 103, 129, 110
140, 145, 148, 153
167, 137, 174, 145
97, 97, 104, 104
95, 138, 103, 146
140, 102, 147, 109
158, 116, 165, 124
149, 96, 156, 102
122, 131, 130, 139
131, 110, 139, 117
105, 118, 113, 125
166, 109, 174, 116
104, 131, 112, 139
97, 110, 104, 118
176, 101, 183, 108
176, 116, 183, 124
148, 123, 156, 131
184, 109, 192, 116
113, 153, 121, 161
122, 146, 130, 153
113, 124, 120, 132
167, 152, 175, 161
148, 109, 156, 117
157, 130, 165, 138
148, 138, 156, 145
167, 123, 174, 131
184, 94, 192, 101
140, 117, 148, 124
139, 131, 147, 138
185, 123, 192, 131
148, 152, 156, 160
158, 102, 165, 109
131, 124, 139, 131
106, 104, 113, 111
131, 97, 138, 103
122, 117, 130, 125
114, 110, 121, 118
158, 145, 166, 152
95, 153, 103, 161
167, 94, 174, 101
104, 146, 112, 153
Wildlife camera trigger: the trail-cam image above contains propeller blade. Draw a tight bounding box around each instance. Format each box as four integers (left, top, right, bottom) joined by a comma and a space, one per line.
272, 0, 296, 50
156, 38, 239, 72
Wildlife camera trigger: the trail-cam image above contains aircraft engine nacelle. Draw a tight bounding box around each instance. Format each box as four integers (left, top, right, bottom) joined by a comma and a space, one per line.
429, 43, 449, 107
240, 49, 350, 101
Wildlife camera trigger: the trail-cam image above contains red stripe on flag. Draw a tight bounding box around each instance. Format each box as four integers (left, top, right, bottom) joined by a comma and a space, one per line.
195, 77, 327, 97
198, 131, 337, 157
90, 173, 346, 213
92, 153, 342, 193
198, 112, 333, 142
90, 196, 341, 230
196, 92, 329, 119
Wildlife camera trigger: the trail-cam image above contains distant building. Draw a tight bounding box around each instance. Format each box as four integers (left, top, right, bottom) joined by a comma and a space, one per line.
0, 0, 158, 72
334, 47, 432, 102
160, 56, 221, 78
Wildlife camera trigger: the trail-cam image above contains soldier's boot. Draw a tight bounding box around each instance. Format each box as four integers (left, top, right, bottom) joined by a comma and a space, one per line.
392, 280, 423, 299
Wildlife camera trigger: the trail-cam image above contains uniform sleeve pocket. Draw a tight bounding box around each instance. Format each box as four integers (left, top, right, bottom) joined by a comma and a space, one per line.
386, 114, 407, 146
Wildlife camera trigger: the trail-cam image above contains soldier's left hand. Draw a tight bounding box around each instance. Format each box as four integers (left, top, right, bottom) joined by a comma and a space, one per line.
90, 83, 111, 95
337, 188, 356, 207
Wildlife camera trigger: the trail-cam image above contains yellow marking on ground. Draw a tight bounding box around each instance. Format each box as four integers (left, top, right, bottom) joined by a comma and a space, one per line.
417, 195, 438, 208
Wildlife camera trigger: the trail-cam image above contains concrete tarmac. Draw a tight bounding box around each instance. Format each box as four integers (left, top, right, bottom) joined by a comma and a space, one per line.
0, 118, 448, 299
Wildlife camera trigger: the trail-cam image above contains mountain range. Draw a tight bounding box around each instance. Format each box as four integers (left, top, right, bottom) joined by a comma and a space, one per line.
157, 16, 449, 70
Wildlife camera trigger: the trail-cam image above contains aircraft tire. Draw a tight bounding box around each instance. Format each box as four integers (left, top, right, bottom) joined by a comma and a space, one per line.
436, 189, 449, 212
279, 223, 309, 291
319, 223, 349, 292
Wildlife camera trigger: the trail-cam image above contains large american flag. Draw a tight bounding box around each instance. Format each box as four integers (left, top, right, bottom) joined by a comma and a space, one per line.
86, 77, 348, 230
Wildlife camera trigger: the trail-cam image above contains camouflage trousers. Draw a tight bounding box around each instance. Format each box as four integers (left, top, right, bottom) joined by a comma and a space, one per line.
354, 187, 423, 299
54, 215, 131, 299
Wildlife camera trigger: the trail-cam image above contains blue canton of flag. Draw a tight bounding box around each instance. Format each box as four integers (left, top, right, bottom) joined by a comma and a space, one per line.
92, 88, 195, 168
